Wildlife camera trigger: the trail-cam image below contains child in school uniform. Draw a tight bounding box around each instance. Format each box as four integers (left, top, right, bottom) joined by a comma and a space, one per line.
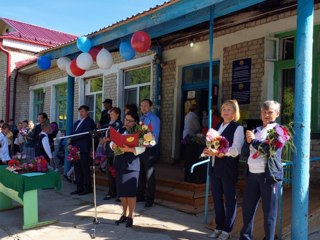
38, 123, 53, 164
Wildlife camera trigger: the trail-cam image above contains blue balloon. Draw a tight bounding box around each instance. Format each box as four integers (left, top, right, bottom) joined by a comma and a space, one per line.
120, 42, 136, 61
37, 56, 51, 70
77, 36, 92, 53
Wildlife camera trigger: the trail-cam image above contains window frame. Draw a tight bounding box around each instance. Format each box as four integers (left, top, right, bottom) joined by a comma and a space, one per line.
55, 83, 68, 130
84, 76, 103, 123
33, 89, 45, 123
123, 65, 152, 107
274, 25, 320, 133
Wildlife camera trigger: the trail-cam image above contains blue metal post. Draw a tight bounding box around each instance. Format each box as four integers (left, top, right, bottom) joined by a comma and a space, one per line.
292, 1, 314, 239
155, 47, 162, 117
64, 75, 75, 175
204, 6, 214, 224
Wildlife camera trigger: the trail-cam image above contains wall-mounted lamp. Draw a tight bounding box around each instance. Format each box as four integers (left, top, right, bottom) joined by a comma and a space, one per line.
189, 39, 195, 48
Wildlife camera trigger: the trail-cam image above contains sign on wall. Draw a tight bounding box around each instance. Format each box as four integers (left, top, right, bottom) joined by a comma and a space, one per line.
231, 58, 251, 105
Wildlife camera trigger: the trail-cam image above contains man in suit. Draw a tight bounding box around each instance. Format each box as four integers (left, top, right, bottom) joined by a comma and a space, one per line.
69, 105, 96, 195
99, 99, 112, 128
34, 113, 49, 156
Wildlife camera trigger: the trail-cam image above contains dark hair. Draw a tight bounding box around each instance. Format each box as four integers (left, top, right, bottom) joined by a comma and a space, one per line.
110, 107, 121, 117
125, 111, 139, 124
0, 120, 4, 124
38, 112, 48, 120
103, 99, 112, 105
141, 99, 153, 106
125, 104, 138, 113
1, 123, 9, 130
78, 105, 90, 111
22, 120, 29, 124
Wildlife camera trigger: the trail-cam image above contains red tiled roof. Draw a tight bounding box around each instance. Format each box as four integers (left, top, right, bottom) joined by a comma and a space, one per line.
0, 17, 77, 47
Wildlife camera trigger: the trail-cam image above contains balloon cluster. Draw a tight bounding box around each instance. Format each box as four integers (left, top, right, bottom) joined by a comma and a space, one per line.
37, 31, 152, 76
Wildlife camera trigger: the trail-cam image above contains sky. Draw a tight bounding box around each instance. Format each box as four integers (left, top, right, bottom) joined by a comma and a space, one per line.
1, 0, 168, 36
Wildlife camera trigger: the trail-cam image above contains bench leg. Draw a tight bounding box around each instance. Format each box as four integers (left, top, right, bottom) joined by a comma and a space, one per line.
0, 191, 12, 210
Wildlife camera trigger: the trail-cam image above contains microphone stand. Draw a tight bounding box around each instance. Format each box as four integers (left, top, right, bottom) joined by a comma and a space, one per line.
56, 127, 110, 239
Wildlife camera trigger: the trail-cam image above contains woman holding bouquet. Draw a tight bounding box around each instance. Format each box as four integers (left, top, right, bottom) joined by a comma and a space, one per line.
239, 100, 285, 240
202, 100, 244, 240
110, 111, 145, 228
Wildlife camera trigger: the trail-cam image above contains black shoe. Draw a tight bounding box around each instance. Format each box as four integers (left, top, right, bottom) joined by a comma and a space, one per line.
70, 190, 82, 195
115, 215, 127, 225
144, 202, 153, 208
103, 195, 113, 200
115, 198, 121, 202
126, 217, 133, 228
78, 190, 93, 195
64, 174, 72, 183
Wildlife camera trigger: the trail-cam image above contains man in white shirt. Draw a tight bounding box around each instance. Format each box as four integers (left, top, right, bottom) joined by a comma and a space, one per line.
0, 123, 11, 164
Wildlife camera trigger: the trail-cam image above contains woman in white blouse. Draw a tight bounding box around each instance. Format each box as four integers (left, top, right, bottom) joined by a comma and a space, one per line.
0, 123, 11, 164
202, 100, 244, 240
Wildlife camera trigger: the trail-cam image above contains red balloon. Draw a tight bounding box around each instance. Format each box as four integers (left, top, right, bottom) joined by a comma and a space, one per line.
70, 58, 85, 76
89, 46, 103, 61
131, 31, 151, 53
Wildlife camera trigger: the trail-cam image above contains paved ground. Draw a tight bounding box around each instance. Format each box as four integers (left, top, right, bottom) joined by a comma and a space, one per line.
1, 175, 319, 240
0, 176, 217, 240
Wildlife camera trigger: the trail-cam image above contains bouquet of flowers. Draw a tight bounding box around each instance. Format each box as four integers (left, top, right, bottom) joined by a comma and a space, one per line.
6, 155, 48, 173
19, 128, 28, 136
253, 123, 294, 160
108, 166, 116, 178
200, 129, 229, 158
67, 146, 80, 163
113, 122, 156, 155
35, 156, 48, 172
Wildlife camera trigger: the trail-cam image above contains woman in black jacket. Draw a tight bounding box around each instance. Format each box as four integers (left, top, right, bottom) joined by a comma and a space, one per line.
110, 111, 145, 228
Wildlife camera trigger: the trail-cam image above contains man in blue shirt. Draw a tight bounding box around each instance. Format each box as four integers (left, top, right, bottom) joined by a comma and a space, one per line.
138, 99, 160, 207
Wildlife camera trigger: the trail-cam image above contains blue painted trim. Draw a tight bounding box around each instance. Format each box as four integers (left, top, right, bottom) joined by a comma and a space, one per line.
64, 75, 74, 175
154, 47, 162, 117
43, 0, 265, 59
292, 1, 314, 239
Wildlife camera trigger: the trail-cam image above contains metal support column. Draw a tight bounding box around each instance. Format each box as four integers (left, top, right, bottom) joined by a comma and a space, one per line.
64, 75, 75, 175
292, 0, 314, 239
204, 6, 215, 224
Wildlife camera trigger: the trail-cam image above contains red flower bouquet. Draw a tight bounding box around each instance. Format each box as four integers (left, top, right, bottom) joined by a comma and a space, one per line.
253, 124, 294, 160
36, 156, 48, 172
67, 146, 80, 163
206, 129, 229, 153
108, 166, 116, 178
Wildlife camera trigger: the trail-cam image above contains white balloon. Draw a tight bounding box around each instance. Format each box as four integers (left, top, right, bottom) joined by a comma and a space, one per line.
57, 57, 70, 71
65, 62, 75, 77
76, 52, 93, 70
96, 48, 113, 69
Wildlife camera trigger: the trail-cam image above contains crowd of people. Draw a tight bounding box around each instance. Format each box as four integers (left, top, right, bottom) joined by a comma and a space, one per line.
0, 98, 285, 239
0, 114, 64, 171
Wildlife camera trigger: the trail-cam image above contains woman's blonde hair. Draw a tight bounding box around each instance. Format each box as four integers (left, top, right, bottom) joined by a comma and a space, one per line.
221, 99, 240, 122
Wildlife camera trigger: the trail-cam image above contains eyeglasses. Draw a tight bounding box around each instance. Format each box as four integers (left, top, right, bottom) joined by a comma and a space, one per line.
125, 118, 135, 123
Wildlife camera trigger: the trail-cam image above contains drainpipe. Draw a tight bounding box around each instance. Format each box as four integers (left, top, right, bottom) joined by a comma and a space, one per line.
12, 70, 19, 123
154, 46, 162, 117
0, 40, 11, 122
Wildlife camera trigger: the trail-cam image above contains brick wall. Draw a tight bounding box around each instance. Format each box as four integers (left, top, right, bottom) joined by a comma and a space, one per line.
159, 60, 176, 162
104, 73, 118, 107
14, 72, 30, 122
222, 38, 265, 119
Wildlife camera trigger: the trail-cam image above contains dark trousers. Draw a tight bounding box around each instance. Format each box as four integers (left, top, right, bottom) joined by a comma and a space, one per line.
240, 172, 281, 240
74, 152, 92, 192
138, 147, 156, 204
211, 175, 237, 233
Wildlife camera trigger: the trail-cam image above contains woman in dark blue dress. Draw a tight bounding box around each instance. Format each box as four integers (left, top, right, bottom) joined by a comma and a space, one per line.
110, 111, 145, 228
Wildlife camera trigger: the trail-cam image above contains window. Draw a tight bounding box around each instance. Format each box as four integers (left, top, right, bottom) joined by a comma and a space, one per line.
85, 77, 103, 122
55, 84, 67, 130
281, 37, 295, 60
124, 66, 151, 106
182, 63, 220, 84
280, 68, 295, 124
33, 89, 45, 122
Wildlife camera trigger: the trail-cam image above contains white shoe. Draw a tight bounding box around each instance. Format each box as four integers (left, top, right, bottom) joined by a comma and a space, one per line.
217, 231, 230, 240
54, 168, 59, 172
208, 229, 222, 239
